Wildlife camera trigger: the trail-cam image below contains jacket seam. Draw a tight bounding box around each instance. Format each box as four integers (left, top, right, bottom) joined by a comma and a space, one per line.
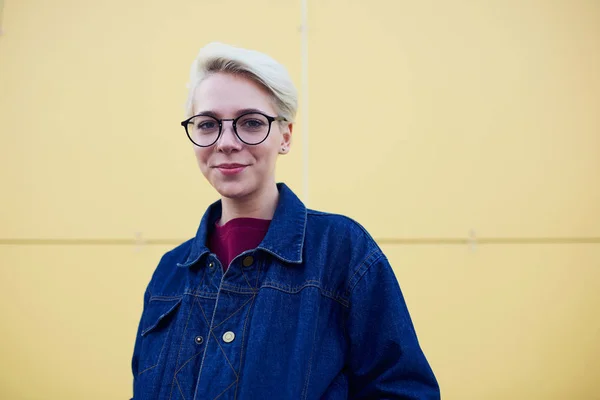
260, 281, 350, 307
211, 296, 254, 331
149, 295, 183, 302
213, 380, 237, 400
174, 377, 186, 400
239, 265, 255, 289
346, 250, 384, 297
219, 286, 258, 295
235, 293, 257, 399
184, 290, 219, 299
301, 298, 321, 400
174, 349, 204, 377
169, 298, 195, 400
209, 328, 239, 379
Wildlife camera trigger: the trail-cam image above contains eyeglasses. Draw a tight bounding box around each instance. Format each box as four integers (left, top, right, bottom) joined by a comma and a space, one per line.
181, 111, 287, 147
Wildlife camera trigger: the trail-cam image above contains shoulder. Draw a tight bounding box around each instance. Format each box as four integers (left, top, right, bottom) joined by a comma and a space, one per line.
307, 209, 372, 234
305, 208, 379, 249
304, 209, 387, 294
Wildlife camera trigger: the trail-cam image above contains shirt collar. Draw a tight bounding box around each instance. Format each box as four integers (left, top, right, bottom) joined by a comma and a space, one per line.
177, 183, 306, 268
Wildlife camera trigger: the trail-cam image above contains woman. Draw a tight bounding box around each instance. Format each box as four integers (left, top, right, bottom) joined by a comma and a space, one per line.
131, 42, 440, 400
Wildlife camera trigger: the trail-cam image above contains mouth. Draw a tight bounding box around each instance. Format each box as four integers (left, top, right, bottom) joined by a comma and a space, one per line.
213, 163, 249, 176
215, 163, 248, 169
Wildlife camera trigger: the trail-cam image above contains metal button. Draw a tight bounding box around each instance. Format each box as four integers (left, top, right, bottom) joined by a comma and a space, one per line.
194, 336, 203, 345
208, 262, 214, 268
242, 256, 254, 267
222, 331, 235, 343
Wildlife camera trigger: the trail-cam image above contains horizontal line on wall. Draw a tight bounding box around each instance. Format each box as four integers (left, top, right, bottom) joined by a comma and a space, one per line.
0, 238, 184, 246
0, 237, 599, 246
377, 237, 600, 245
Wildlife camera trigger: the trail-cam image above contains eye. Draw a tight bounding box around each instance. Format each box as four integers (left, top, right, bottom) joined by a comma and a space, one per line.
198, 120, 216, 130
243, 119, 264, 127
237, 114, 268, 132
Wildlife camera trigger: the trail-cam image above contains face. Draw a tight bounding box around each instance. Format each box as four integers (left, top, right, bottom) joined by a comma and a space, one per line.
191, 73, 292, 199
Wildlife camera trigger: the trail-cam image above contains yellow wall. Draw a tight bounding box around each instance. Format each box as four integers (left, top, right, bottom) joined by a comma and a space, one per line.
1, 1, 599, 399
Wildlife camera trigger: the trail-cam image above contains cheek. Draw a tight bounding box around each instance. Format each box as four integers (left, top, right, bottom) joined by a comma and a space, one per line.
253, 144, 275, 161
194, 148, 210, 169
255, 146, 279, 171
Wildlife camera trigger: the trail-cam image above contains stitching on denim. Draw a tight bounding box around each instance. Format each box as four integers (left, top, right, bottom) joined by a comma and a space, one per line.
319, 290, 349, 307
142, 300, 182, 336
239, 266, 254, 289
235, 293, 257, 400
346, 249, 378, 291
261, 279, 322, 292
201, 262, 208, 281
138, 363, 157, 376
212, 380, 237, 400
209, 329, 239, 379
138, 302, 178, 376
256, 247, 302, 265
259, 281, 350, 307
194, 276, 224, 400
169, 298, 195, 400
138, 316, 171, 375
299, 206, 307, 260
206, 266, 218, 290
219, 285, 257, 295
254, 258, 263, 288
211, 296, 254, 331
262, 283, 348, 307
242, 269, 253, 289
219, 282, 349, 306
195, 297, 212, 326
301, 298, 321, 400
306, 209, 374, 238
175, 376, 186, 400
149, 295, 183, 302
174, 350, 203, 375
347, 251, 384, 295
184, 290, 218, 299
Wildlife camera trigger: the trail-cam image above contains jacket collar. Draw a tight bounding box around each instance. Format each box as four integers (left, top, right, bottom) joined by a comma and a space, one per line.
177, 183, 306, 268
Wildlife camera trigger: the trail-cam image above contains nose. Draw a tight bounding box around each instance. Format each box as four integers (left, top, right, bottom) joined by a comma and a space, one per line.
215, 121, 242, 153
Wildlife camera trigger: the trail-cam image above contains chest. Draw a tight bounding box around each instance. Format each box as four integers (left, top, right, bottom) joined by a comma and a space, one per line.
135, 254, 351, 400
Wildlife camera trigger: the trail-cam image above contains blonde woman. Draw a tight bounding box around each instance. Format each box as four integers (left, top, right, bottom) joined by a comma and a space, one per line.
131, 42, 440, 400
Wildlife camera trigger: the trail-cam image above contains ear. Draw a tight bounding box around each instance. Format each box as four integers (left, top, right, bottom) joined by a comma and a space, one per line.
279, 122, 293, 154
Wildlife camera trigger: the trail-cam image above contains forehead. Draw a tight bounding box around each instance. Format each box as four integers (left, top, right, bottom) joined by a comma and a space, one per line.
192, 73, 276, 116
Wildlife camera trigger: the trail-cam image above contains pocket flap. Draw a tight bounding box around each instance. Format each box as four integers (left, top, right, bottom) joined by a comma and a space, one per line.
141, 298, 182, 337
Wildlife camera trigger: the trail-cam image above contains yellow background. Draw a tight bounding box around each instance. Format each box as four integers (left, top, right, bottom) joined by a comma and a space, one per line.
1, 0, 599, 399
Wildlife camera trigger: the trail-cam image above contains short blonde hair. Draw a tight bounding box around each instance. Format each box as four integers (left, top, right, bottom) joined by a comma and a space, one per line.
185, 42, 298, 123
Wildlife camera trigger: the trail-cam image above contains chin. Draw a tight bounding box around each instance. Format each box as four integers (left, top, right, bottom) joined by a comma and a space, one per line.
213, 180, 253, 199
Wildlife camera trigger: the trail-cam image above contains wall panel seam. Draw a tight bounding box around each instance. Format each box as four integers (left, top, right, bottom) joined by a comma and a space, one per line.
1, 237, 599, 246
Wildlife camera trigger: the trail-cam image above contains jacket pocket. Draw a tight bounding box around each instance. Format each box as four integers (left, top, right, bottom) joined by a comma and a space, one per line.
138, 297, 182, 376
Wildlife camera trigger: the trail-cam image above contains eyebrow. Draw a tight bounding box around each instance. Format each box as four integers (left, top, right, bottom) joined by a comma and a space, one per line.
194, 108, 268, 118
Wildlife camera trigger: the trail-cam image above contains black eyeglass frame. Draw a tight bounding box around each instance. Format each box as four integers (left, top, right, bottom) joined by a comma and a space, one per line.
180, 111, 287, 147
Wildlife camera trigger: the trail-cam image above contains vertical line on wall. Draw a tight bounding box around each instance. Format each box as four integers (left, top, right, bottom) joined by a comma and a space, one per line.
0, 0, 5, 35
300, 0, 309, 205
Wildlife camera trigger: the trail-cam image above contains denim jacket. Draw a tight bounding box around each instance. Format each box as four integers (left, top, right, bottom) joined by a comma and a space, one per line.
131, 183, 440, 399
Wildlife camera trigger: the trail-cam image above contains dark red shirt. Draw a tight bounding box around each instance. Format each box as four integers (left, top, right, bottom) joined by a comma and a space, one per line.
208, 217, 271, 272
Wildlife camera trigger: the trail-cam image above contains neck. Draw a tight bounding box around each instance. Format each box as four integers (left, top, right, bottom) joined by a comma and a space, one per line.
219, 183, 279, 225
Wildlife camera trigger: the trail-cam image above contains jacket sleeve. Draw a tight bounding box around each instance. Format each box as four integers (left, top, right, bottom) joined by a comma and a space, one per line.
131, 288, 150, 400
346, 252, 440, 399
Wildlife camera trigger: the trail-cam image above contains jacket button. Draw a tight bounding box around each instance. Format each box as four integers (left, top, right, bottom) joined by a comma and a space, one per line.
242, 256, 254, 267
222, 331, 235, 343
208, 262, 214, 268
194, 336, 203, 345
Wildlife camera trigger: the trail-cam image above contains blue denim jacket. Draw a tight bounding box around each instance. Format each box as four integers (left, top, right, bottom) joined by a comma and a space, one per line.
131, 183, 440, 399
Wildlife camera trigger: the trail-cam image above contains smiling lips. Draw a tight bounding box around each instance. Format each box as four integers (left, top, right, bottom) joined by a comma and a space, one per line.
214, 163, 248, 176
